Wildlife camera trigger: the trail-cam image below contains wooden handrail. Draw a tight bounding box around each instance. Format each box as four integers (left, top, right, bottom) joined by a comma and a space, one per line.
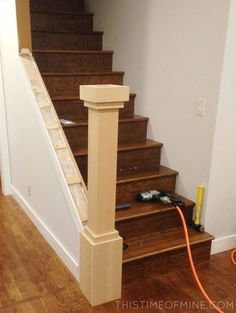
79, 85, 130, 306
15, 0, 32, 52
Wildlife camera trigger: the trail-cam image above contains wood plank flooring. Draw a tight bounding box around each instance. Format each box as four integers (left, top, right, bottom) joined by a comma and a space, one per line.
0, 188, 235, 312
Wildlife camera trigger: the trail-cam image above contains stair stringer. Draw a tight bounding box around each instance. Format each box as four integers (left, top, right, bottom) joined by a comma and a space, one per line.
20, 52, 88, 223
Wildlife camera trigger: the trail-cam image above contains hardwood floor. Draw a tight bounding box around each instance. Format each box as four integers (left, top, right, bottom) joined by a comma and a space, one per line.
0, 188, 235, 312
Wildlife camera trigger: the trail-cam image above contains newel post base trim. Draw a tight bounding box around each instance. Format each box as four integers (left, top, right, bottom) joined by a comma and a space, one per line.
80, 226, 123, 306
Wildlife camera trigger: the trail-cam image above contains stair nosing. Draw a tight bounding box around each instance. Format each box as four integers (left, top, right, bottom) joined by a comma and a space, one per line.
116, 206, 174, 223
33, 49, 114, 55
74, 140, 163, 157
32, 30, 103, 35
116, 166, 178, 185
31, 11, 94, 17
122, 233, 214, 264
51, 93, 136, 101
62, 115, 148, 128
115, 201, 193, 223
42, 71, 125, 77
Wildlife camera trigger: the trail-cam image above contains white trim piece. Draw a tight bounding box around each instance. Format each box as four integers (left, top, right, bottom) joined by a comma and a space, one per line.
11, 185, 80, 281
211, 234, 236, 255
19, 48, 32, 56
67, 177, 81, 185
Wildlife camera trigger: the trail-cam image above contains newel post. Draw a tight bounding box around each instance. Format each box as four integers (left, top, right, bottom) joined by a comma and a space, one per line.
15, 0, 32, 52
79, 85, 130, 306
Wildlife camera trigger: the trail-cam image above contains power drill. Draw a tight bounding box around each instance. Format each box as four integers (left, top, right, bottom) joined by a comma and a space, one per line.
137, 190, 185, 208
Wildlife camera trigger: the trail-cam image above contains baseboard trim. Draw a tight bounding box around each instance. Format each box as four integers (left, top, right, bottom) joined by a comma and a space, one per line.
211, 234, 236, 255
11, 185, 79, 280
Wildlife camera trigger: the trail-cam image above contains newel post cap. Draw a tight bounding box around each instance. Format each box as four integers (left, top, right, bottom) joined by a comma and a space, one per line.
80, 85, 130, 110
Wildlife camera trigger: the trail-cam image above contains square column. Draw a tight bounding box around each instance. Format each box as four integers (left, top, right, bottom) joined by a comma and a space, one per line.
79, 85, 130, 306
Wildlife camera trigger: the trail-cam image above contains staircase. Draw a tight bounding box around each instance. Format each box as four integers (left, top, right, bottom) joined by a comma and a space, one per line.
30, 0, 214, 282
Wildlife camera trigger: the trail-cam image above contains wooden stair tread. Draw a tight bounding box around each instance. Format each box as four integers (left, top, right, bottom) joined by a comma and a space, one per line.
116, 194, 194, 222
33, 49, 113, 54
51, 93, 136, 101
117, 165, 178, 184
42, 71, 125, 76
123, 226, 214, 263
74, 139, 163, 157
61, 115, 148, 128
32, 30, 103, 35
31, 11, 94, 17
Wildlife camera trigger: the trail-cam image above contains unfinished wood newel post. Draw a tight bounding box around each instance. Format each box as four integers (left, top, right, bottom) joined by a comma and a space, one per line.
15, 0, 32, 52
79, 85, 130, 306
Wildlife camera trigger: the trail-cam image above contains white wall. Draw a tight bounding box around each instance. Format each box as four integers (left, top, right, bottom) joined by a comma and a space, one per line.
87, 0, 230, 229
0, 40, 11, 195
0, 0, 82, 277
205, 0, 236, 253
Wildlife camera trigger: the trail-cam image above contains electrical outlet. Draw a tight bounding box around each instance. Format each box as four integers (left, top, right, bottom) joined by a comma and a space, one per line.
196, 98, 206, 116
28, 186, 31, 197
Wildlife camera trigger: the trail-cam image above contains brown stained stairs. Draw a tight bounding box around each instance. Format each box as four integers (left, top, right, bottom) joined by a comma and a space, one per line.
30, 0, 214, 282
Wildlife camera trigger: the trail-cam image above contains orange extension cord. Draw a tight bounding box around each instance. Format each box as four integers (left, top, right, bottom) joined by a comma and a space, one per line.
176, 205, 236, 313
231, 249, 236, 266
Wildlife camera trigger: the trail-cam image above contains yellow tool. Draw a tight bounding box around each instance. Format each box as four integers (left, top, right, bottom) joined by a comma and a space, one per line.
190, 184, 205, 232
195, 184, 204, 225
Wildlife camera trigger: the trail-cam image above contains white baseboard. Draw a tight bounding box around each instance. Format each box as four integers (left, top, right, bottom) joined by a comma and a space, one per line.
211, 234, 236, 255
11, 185, 79, 280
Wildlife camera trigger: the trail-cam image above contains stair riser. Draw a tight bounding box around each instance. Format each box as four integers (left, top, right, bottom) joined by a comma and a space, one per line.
76, 146, 161, 182
116, 206, 193, 239
118, 148, 161, 177
30, 0, 84, 14
34, 52, 113, 73
42, 73, 124, 97
32, 32, 102, 50
63, 119, 148, 151
122, 241, 212, 283
117, 175, 177, 204
31, 13, 93, 33
53, 95, 135, 120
